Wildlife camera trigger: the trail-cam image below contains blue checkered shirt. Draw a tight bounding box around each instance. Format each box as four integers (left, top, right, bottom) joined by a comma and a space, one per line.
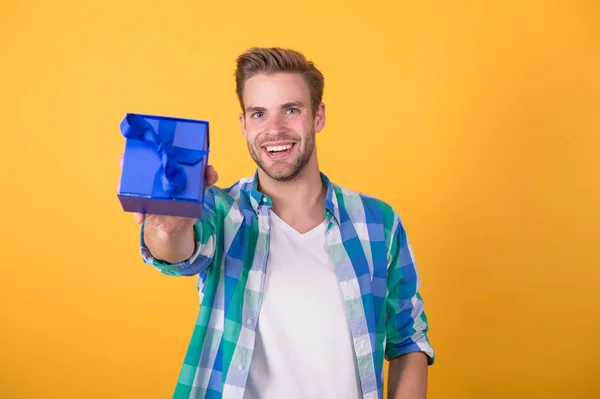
141, 171, 435, 399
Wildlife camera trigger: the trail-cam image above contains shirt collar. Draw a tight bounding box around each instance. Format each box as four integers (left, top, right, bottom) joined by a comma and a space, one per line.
245, 169, 340, 224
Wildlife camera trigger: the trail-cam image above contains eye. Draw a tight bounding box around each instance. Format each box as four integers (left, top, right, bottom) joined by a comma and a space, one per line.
286, 108, 300, 115
251, 111, 264, 119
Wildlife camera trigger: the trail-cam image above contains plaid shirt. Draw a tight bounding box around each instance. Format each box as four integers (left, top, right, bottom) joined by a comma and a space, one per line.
141, 171, 435, 399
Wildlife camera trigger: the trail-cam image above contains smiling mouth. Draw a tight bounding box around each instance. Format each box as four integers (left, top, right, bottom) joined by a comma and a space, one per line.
262, 143, 296, 159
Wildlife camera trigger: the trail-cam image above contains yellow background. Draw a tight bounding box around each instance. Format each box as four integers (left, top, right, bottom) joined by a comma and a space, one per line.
1, 0, 599, 398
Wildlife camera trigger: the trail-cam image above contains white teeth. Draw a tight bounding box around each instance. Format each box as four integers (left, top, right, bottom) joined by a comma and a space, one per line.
266, 144, 293, 153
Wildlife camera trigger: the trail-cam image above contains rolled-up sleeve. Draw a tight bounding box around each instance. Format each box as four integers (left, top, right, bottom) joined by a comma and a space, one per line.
385, 217, 435, 365
140, 187, 218, 277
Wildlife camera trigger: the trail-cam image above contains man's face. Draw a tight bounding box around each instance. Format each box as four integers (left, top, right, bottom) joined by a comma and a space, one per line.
239, 72, 325, 182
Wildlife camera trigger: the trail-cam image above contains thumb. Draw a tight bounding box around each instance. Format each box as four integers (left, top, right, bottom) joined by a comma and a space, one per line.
134, 212, 146, 224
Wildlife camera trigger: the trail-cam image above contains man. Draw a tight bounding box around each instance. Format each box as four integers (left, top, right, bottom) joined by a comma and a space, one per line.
133, 47, 434, 399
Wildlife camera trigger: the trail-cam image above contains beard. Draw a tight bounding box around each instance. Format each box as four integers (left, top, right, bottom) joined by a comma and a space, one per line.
248, 131, 315, 182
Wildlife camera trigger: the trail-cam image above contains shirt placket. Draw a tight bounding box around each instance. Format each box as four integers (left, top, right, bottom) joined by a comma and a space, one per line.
326, 222, 379, 399
222, 201, 271, 399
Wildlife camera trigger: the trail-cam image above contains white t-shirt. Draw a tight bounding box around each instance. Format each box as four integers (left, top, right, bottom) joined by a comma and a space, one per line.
243, 212, 362, 399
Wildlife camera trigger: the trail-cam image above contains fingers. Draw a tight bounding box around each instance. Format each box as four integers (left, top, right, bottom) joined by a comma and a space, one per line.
206, 165, 218, 187
134, 212, 146, 224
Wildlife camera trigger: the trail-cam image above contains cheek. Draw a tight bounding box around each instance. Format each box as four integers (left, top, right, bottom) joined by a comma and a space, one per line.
244, 126, 259, 143
284, 118, 306, 133
245, 120, 265, 139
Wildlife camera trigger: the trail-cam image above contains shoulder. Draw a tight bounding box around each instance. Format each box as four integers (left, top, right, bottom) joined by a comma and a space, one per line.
205, 175, 255, 210
330, 181, 411, 266
329, 181, 402, 234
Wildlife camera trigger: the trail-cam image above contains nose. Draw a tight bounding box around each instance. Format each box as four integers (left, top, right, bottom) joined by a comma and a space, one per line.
266, 112, 285, 133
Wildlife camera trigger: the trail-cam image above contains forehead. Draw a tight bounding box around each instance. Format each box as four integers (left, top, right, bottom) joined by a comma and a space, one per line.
243, 72, 310, 107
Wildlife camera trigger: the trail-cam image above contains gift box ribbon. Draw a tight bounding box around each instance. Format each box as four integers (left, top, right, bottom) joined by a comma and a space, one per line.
120, 114, 207, 198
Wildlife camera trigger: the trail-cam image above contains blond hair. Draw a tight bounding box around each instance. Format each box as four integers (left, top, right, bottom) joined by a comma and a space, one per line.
235, 47, 325, 116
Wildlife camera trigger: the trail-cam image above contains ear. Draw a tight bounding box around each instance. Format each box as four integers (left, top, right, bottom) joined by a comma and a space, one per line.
239, 112, 247, 140
314, 103, 326, 133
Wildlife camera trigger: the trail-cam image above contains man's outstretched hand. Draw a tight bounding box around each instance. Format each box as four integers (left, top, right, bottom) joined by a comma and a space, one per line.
117, 154, 218, 263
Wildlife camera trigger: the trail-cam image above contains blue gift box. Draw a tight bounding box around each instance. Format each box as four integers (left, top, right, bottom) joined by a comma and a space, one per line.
117, 113, 210, 218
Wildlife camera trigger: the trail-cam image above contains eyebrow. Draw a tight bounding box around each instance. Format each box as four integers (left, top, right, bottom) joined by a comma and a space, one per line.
245, 106, 267, 114
245, 101, 306, 114
281, 101, 305, 109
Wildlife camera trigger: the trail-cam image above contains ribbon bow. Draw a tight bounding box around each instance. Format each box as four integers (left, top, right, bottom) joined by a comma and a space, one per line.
120, 114, 207, 197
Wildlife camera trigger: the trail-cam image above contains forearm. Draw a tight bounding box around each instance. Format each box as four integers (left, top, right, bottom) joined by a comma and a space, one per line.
387, 352, 428, 399
143, 220, 195, 264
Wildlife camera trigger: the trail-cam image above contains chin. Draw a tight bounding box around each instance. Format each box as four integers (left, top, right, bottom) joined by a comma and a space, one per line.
262, 163, 303, 182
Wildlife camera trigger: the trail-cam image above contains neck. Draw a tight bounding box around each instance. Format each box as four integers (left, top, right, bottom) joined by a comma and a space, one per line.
256, 158, 326, 231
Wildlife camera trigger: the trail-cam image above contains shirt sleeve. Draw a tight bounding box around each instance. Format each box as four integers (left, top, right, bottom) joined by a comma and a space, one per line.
139, 187, 218, 277
385, 215, 435, 364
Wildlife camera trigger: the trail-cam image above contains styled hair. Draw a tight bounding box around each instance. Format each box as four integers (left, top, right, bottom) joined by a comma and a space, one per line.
235, 47, 325, 116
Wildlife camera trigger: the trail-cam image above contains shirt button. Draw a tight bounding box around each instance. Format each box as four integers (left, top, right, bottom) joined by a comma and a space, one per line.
237, 365, 244, 371
246, 318, 252, 325
261, 197, 267, 202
